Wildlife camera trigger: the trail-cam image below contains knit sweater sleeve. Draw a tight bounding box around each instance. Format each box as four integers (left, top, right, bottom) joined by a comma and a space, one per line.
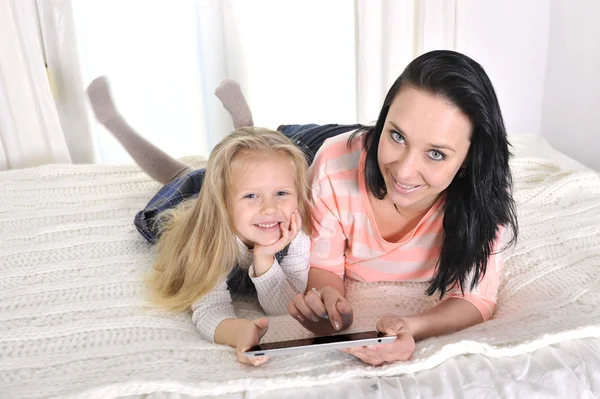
248, 231, 310, 315
190, 280, 237, 343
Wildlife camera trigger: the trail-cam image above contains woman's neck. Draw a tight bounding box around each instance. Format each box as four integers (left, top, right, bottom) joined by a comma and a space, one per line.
389, 194, 440, 221
368, 193, 441, 243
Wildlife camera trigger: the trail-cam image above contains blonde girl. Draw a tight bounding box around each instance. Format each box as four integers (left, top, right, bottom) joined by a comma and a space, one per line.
86, 77, 343, 365
140, 127, 311, 366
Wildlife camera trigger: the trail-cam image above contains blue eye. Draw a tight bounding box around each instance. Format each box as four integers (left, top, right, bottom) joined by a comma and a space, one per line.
390, 131, 405, 143
276, 191, 289, 196
427, 150, 446, 161
244, 193, 258, 199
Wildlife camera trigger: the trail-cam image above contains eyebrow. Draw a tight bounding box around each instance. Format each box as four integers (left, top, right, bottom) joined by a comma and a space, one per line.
236, 186, 296, 194
388, 121, 457, 153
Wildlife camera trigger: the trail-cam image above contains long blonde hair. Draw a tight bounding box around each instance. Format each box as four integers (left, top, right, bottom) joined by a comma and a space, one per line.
146, 127, 312, 311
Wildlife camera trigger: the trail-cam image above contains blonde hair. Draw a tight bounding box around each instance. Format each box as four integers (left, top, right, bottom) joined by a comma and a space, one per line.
146, 127, 312, 311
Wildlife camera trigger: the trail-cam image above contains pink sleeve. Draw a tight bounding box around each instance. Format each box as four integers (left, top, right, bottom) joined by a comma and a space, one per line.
308, 152, 347, 278
447, 237, 504, 322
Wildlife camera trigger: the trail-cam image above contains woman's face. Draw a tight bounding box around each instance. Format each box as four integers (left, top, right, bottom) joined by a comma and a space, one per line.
377, 86, 472, 213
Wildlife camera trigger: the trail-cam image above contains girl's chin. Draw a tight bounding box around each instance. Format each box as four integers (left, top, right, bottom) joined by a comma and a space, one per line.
254, 236, 281, 247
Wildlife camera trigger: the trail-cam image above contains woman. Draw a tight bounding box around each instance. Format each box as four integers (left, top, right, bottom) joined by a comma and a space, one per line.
287, 50, 518, 365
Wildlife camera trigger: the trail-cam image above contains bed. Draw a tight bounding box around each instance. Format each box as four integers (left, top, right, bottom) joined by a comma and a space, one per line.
1, 134, 599, 399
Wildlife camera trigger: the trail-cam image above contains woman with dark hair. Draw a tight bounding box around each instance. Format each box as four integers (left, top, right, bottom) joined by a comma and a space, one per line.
288, 49, 518, 365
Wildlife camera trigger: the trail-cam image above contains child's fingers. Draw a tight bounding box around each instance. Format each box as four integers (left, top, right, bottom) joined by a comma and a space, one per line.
263, 223, 287, 252
252, 317, 270, 339
279, 221, 290, 245
250, 356, 269, 366
253, 317, 269, 330
289, 212, 297, 234
290, 211, 300, 239
237, 351, 269, 366
236, 352, 253, 365
295, 211, 303, 232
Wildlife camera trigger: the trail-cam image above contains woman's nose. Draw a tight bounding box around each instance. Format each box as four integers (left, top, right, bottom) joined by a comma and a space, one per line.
393, 151, 419, 180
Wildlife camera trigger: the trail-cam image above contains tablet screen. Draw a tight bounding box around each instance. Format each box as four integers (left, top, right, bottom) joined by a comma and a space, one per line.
248, 331, 383, 351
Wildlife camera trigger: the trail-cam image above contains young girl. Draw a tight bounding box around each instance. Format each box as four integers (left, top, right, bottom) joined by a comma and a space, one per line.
87, 77, 362, 365
149, 127, 312, 366
86, 78, 313, 366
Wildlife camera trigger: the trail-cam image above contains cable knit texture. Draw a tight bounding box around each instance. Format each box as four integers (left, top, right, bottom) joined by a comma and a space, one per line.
1, 155, 599, 399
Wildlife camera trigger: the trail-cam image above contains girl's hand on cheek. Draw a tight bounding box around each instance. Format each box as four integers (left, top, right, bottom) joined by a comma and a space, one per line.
253, 211, 301, 276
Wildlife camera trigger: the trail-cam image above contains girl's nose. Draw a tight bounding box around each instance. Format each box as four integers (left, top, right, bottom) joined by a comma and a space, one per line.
259, 198, 277, 215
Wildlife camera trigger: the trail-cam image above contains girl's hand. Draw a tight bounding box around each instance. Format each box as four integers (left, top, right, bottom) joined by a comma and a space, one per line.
253, 211, 302, 276
236, 318, 270, 366
342, 314, 416, 366
288, 286, 354, 336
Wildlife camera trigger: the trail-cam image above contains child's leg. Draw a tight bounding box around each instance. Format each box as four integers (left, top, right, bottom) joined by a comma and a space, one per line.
215, 79, 254, 128
86, 76, 192, 185
134, 169, 206, 244
278, 124, 365, 165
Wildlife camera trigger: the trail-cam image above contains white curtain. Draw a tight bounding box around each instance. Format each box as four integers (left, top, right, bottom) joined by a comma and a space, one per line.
222, 0, 357, 129
34, 0, 552, 165
356, 0, 552, 135
0, 0, 71, 170
355, 0, 418, 125
37, 0, 95, 164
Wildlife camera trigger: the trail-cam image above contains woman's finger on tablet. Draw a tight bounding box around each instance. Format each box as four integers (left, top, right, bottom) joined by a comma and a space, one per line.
287, 295, 305, 322
293, 293, 321, 322
304, 289, 328, 319
336, 297, 354, 331
322, 294, 343, 330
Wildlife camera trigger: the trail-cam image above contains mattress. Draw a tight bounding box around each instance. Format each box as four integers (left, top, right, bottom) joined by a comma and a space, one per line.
137, 337, 600, 398
1, 134, 599, 399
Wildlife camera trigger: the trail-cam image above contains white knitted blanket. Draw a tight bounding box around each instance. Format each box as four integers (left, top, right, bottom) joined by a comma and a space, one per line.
1, 156, 599, 399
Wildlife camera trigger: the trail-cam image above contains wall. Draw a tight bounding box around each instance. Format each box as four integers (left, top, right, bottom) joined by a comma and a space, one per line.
453, 0, 551, 137
541, 0, 600, 170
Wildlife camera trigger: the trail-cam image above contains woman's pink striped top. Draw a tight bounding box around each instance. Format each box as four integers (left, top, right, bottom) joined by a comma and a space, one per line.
309, 131, 503, 321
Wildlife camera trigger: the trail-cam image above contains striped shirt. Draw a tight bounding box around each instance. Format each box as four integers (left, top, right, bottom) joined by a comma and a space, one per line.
309, 132, 502, 321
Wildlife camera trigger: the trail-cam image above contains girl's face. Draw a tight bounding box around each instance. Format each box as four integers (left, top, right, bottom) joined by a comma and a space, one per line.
377, 87, 472, 214
231, 150, 299, 247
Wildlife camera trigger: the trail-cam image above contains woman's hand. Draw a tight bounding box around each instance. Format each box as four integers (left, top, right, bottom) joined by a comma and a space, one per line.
253, 211, 302, 277
236, 318, 270, 366
342, 314, 416, 366
288, 286, 354, 336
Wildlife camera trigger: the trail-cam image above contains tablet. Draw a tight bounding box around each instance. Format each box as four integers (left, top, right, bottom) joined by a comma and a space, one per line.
244, 331, 397, 357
